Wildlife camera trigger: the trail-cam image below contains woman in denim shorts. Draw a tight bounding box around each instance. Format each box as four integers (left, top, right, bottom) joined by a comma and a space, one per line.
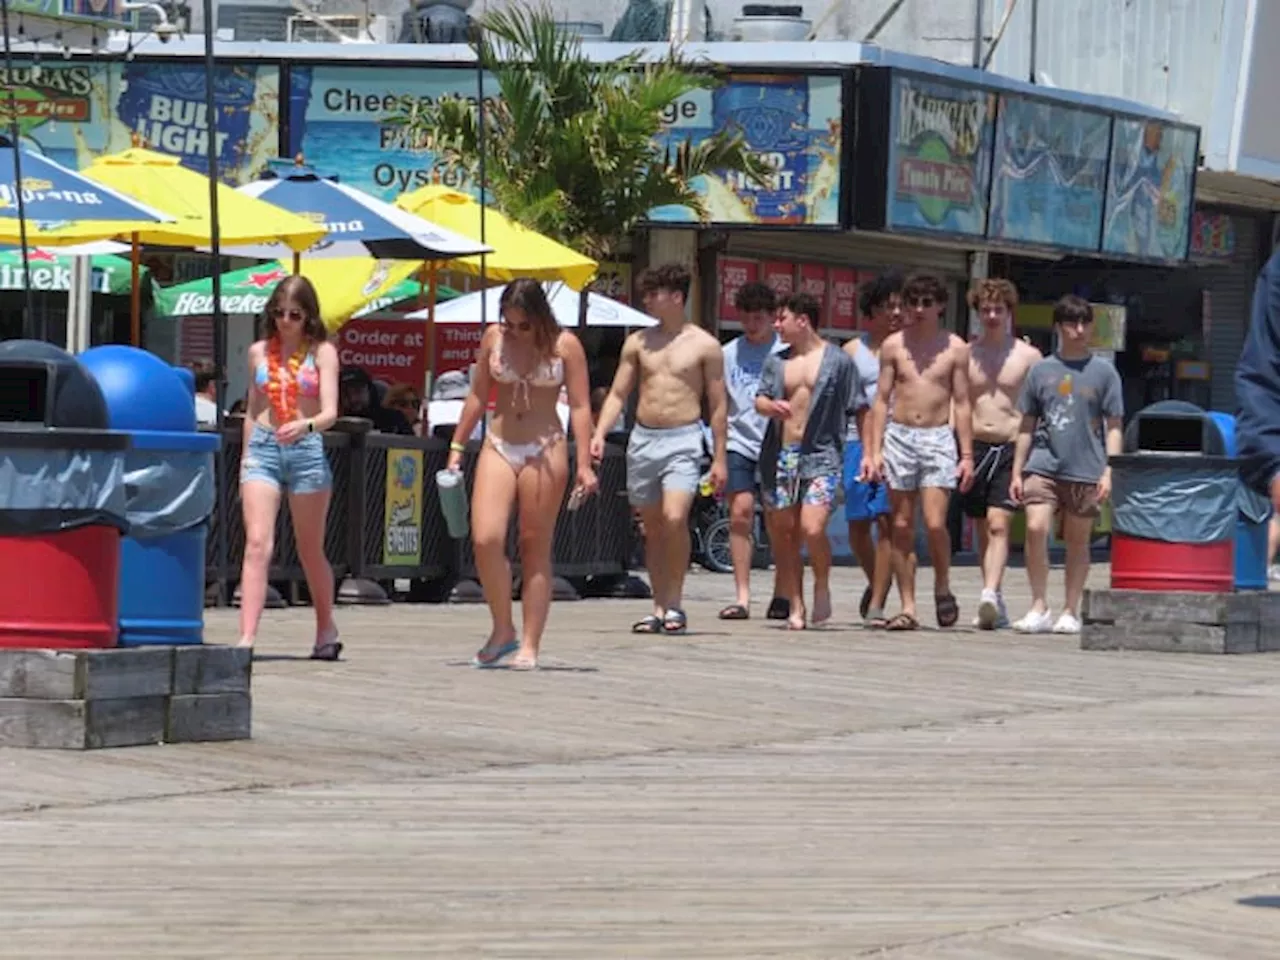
238, 276, 342, 659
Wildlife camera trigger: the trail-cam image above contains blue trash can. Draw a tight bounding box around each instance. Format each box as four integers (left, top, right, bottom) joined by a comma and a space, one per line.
79, 346, 221, 646
1207, 411, 1272, 591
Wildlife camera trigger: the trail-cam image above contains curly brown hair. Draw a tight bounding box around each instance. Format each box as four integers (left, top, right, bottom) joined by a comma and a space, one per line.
263, 275, 327, 344
966, 278, 1019, 312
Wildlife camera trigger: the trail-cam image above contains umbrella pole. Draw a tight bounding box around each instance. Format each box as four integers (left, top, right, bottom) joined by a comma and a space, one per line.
424, 262, 437, 405
292, 251, 301, 275
130, 233, 141, 346
1, 0, 36, 340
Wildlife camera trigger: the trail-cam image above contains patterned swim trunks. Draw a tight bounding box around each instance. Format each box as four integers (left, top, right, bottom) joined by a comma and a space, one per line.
764, 444, 840, 510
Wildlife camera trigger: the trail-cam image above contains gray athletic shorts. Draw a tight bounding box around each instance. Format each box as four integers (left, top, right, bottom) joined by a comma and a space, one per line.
626, 422, 704, 507
883, 421, 957, 491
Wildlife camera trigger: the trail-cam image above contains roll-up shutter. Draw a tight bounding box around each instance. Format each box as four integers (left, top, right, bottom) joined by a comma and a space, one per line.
1200, 212, 1263, 413
725, 230, 969, 277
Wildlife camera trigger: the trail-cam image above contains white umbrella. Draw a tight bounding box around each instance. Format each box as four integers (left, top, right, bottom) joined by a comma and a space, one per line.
406, 282, 656, 328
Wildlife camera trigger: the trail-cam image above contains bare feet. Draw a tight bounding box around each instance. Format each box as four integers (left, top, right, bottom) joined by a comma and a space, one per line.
786, 612, 807, 631
236, 637, 254, 649
811, 588, 832, 625
510, 653, 539, 671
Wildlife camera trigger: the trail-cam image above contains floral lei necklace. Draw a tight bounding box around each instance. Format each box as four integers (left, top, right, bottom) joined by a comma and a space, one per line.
265, 337, 309, 423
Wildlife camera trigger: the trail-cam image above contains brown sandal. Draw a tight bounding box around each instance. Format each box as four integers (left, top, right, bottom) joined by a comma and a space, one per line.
885, 613, 919, 631
935, 592, 959, 628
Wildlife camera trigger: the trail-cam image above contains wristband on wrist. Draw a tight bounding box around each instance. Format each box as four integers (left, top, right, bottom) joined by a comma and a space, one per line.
307, 419, 315, 433
449, 441, 466, 453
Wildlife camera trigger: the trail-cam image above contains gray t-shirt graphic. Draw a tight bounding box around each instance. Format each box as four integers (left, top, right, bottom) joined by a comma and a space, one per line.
1017, 353, 1124, 484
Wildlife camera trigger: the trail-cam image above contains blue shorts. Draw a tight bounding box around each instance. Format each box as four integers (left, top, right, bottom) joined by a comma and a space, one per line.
843, 440, 889, 521
240, 424, 332, 495
726, 451, 758, 496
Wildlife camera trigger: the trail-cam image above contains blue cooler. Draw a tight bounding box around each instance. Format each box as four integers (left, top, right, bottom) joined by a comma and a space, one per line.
1207, 411, 1272, 591
79, 346, 221, 645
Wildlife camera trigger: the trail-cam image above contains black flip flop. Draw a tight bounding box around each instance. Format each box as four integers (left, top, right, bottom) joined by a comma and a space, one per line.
935, 592, 959, 628
859, 585, 873, 620
765, 597, 790, 621
718, 604, 750, 620
632, 615, 663, 634
310, 640, 343, 661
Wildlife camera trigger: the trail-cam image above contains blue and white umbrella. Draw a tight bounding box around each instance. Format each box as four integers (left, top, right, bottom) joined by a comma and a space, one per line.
225, 165, 492, 262
0, 141, 172, 227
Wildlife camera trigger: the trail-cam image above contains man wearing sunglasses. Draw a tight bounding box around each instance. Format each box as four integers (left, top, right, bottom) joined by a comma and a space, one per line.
862, 273, 974, 631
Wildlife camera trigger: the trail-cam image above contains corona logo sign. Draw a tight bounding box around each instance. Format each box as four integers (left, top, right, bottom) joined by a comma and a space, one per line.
19, 177, 53, 192
301, 211, 325, 223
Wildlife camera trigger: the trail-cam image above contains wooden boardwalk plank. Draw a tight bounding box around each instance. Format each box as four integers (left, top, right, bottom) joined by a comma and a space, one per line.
0, 565, 1278, 957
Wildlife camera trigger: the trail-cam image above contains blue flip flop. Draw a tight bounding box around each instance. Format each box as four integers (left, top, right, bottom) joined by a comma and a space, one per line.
472, 639, 518, 668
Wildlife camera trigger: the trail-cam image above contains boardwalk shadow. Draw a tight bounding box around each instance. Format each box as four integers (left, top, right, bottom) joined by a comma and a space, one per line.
1238, 896, 1280, 909
252, 653, 332, 663
443, 660, 599, 673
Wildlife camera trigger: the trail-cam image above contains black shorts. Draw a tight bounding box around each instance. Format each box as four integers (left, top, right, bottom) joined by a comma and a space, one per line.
958, 439, 1018, 517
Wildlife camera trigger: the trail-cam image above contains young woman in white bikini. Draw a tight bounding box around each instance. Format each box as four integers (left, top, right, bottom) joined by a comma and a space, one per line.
446, 279, 598, 670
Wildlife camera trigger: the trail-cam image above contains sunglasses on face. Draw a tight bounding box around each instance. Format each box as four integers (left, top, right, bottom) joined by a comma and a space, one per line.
272, 307, 305, 321
907, 296, 935, 309
502, 319, 532, 332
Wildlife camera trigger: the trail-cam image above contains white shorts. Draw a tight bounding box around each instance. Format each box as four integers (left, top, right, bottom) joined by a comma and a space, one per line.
883, 422, 957, 492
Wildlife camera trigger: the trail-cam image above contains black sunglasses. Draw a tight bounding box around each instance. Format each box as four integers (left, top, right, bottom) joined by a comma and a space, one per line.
271, 307, 305, 321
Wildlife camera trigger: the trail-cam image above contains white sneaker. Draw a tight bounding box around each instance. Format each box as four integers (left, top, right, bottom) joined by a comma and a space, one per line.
977, 589, 1001, 630
1270, 564, 1280, 583
1052, 612, 1082, 635
1013, 609, 1054, 634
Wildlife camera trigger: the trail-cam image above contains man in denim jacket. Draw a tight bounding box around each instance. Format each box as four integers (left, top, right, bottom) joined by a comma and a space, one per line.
756, 292, 873, 630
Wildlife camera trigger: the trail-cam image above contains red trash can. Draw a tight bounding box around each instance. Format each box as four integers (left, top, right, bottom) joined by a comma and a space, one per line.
0, 341, 130, 648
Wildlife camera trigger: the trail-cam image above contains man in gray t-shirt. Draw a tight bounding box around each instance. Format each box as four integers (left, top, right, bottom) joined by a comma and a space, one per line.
718, 281, 787, 622
1010, 295, 1124, 636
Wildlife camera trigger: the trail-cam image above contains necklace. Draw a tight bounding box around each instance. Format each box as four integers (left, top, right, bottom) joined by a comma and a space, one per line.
265, 337, 308, 423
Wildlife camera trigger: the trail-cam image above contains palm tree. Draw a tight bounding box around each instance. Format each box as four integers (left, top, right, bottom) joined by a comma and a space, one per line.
390, 3, 770, 266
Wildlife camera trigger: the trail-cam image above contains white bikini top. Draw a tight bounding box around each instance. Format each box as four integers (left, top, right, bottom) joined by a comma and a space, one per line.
489, 342, 565, 409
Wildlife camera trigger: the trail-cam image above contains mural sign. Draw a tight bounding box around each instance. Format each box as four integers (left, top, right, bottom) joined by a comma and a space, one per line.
1102, 118, 1198, 261
885, 73, 996, 236
989, 95, 1111, 251
1, 61, 279, 185
286, 65, 497, 201
648, 73, 842, 226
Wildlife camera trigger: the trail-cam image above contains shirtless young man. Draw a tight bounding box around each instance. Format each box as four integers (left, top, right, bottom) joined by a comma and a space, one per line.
757, 293, 868, 630
591, 262, 728, 635
862, 273, 974, 631
842, 272, 903, 624
961, 279, 1042, 630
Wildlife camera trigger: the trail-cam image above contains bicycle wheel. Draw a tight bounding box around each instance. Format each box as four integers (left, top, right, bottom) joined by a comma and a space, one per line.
699, 517, 736, 574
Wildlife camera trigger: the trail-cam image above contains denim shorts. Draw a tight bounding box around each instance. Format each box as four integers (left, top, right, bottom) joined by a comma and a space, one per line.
240, 424, 332, 494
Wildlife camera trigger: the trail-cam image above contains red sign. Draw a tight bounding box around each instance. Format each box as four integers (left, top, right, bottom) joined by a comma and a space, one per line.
797, 264, 828, 324
717, 258, 758, 322
337, 318, 427, 389
761, 261, 796, 297
435, 323, 482, 375
827, 268, 857, 330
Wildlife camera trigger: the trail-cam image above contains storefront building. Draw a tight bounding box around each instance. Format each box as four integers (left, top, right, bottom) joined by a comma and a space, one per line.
3, 41, 1202, 404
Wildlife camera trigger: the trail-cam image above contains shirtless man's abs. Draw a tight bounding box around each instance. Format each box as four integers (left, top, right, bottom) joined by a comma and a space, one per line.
862, 274, 971, 631
590, 262, 727, 636
961, 279, 1042, 629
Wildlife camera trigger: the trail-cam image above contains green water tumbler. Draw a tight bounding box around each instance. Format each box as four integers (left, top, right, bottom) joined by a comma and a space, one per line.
435, 468, 470, 539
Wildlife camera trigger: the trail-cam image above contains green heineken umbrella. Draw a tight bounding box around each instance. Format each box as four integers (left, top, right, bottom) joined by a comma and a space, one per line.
153, 263, 459, 320
0, 246, 147, 296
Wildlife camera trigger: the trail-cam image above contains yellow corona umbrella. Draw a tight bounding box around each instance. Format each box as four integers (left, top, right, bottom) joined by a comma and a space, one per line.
34, 148, 328, 344
395, 185, 597, 290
